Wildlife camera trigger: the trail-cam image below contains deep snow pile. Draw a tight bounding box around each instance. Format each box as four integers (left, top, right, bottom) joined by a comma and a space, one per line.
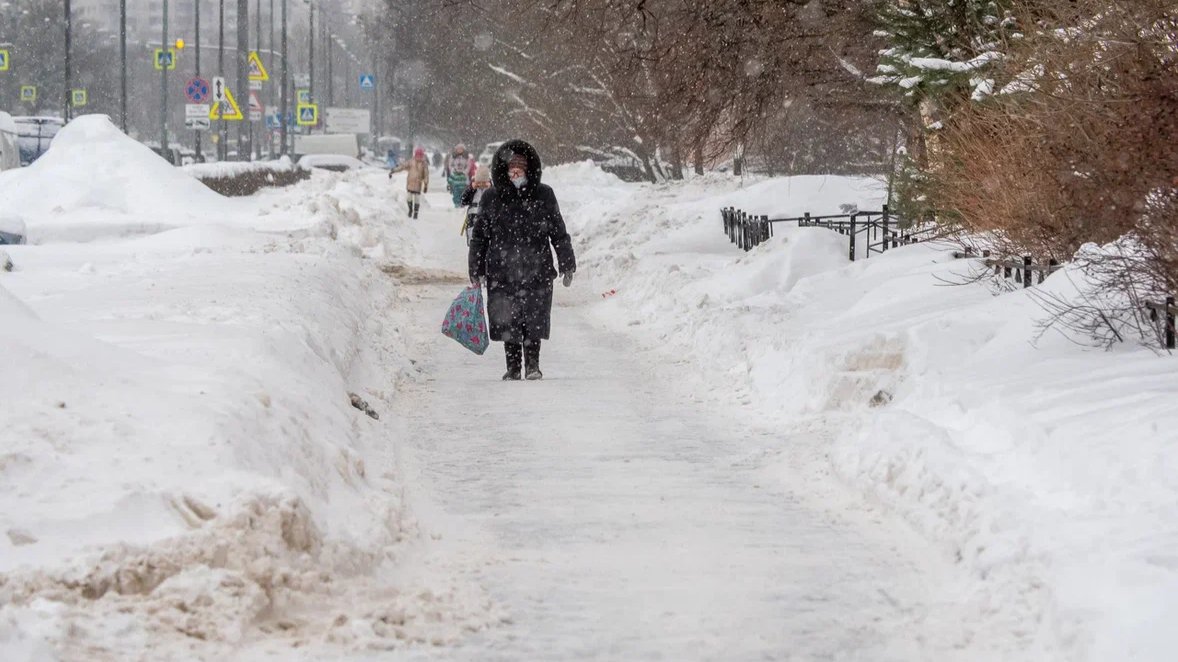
0, 121, 497, 659
544, 164, 1178, 661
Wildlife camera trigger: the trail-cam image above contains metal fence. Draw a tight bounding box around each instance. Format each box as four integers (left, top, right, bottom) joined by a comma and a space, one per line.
720, 204, 936, 261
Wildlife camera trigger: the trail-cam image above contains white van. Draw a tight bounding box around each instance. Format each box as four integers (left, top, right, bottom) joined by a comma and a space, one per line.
0, 112, 20, 171
292, 133, 360, 159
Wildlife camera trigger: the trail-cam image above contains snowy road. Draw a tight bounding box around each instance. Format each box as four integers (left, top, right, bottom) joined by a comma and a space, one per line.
369, 202, 997, 661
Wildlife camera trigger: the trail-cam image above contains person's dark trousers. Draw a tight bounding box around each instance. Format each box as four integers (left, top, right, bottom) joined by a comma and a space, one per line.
412, 203, 420, 219
504, 341, 523, 380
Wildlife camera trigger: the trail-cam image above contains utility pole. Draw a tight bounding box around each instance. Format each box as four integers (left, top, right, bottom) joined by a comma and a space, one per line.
64, 0, 72, 121
218, 0, 226, 159
253, 0, 261, 160
195, 0, 202, 158
120, 0, 127, 131
160, 0, 169, 157
237, 0, 249, 159
269, 0, 275, 156
308, 0, 315, 136
280, 0, 288, 155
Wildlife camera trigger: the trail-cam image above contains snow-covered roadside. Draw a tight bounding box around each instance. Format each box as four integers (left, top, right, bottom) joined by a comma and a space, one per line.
544, 163, 1178, 661
0, 117, 495, 660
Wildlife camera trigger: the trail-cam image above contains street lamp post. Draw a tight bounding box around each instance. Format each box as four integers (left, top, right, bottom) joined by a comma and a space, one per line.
281, 0, 288, 155
254, 0, 262, 160
219, 0, 226, 159
307, 0, 314, 135
237, 0, 249, 160
195, 0, 202, 158
120, 0, 127, 131
160, 0, 169, 156
64, 0, 72, 121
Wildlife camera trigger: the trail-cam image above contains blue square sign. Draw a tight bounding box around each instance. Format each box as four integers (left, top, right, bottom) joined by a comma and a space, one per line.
359, 74, 375, 90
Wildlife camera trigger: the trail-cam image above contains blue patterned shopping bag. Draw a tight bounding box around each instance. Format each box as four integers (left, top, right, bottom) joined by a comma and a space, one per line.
441, 286, 489, 355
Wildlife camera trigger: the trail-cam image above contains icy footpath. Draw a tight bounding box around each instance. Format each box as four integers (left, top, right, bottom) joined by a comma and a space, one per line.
0, 117, 494, 659
546, 164, 1178, 661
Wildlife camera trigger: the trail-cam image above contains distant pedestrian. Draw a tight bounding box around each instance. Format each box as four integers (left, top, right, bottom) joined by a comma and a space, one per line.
468, 140, 576, 381
389, 147, 429, 219
459, 165, 492, 245
445, 144, 478, 208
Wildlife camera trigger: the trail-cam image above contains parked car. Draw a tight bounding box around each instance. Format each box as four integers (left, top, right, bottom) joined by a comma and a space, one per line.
0, 112, 20, 171
477, 141, 505, 167
0, 215, 27, 245
13, 116, 64, 166
297, 153, 369, 172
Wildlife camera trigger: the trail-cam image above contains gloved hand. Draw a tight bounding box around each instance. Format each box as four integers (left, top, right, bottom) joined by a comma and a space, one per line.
561, 271, 574, 287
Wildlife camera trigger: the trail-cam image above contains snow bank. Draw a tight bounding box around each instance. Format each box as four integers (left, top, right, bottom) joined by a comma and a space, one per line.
183, 156, 296, 179
0, 166, 497, 658
0, 115, 232, 242
563, 168, 1178, 661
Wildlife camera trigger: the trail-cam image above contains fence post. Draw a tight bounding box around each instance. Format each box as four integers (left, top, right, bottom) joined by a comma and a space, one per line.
1167, 296, 1175, 349
722, 208, 730, 238
803, 212, 810, 227
1023, 256, 1033, 288
881, 205, 890, 252
849, 213, 857, 261
764, 214, 772, 240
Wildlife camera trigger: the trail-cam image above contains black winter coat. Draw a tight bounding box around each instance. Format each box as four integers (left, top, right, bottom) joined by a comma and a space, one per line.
468, 140, 575, 286
468, 140, 576, 343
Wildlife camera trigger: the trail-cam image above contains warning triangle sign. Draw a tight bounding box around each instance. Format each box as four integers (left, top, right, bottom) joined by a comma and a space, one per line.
209, 85, 244, 121
247, 51, 270, 81
248, 90, 263, 113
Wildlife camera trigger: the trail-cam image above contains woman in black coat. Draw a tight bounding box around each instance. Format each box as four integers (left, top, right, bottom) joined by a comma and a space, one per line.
468, 140, 576, 381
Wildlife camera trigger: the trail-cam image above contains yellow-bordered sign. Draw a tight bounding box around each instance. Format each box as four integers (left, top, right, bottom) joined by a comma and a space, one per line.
209, 84, 244, 121
154, 48, 177, 70
247, 51, 270, 81
0, 49, 10, 71
71, 89, 87, 107
20, 86, 36, 102
296, 103, 318, 126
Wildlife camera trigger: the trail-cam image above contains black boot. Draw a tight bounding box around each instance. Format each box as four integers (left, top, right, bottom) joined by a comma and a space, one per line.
524, 341, 542, 380
407, 201, 414, 216
413, 203, 421, 219
503, 342, 522, 380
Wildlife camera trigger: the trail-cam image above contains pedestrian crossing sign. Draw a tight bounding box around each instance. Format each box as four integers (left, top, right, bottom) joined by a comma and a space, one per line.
71, 89, 87, 107
0, 49, 9, 71
209, 85, 244, 121
359, 74, 375, 89
20, 86, 36, 102
247, 51, 270, 81
296, 103, 318, 126
154, 48, 177, 70
297, 88, 311, 104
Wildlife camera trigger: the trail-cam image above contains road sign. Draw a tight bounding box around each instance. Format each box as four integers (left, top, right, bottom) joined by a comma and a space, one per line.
265, 105, 281, 129
154, 48, 177, 70
185, 77, 211, 103
325, 107, 371, 134
247, 51, 270, 81
294, 73, 310, 87
0, 50, 10, 72
297, 88, 311, 104
209, 77, 244, 121
72, 89, 87, 107
296, 103, 318, 126
359, 74, 375, 90
248, 90, 263, 121
185, 103, 211, 119
249, 79, 263, 90
185, 117, 211, 131
20, 86, 36, 102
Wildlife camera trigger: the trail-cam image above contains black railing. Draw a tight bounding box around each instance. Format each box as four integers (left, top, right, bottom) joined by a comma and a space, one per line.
720, 205, 934, 261
1146, 297, 1176, 349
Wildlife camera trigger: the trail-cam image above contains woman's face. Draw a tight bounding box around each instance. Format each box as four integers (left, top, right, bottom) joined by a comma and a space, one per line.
508, 164, 526, 181
475, 180, 491, 189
